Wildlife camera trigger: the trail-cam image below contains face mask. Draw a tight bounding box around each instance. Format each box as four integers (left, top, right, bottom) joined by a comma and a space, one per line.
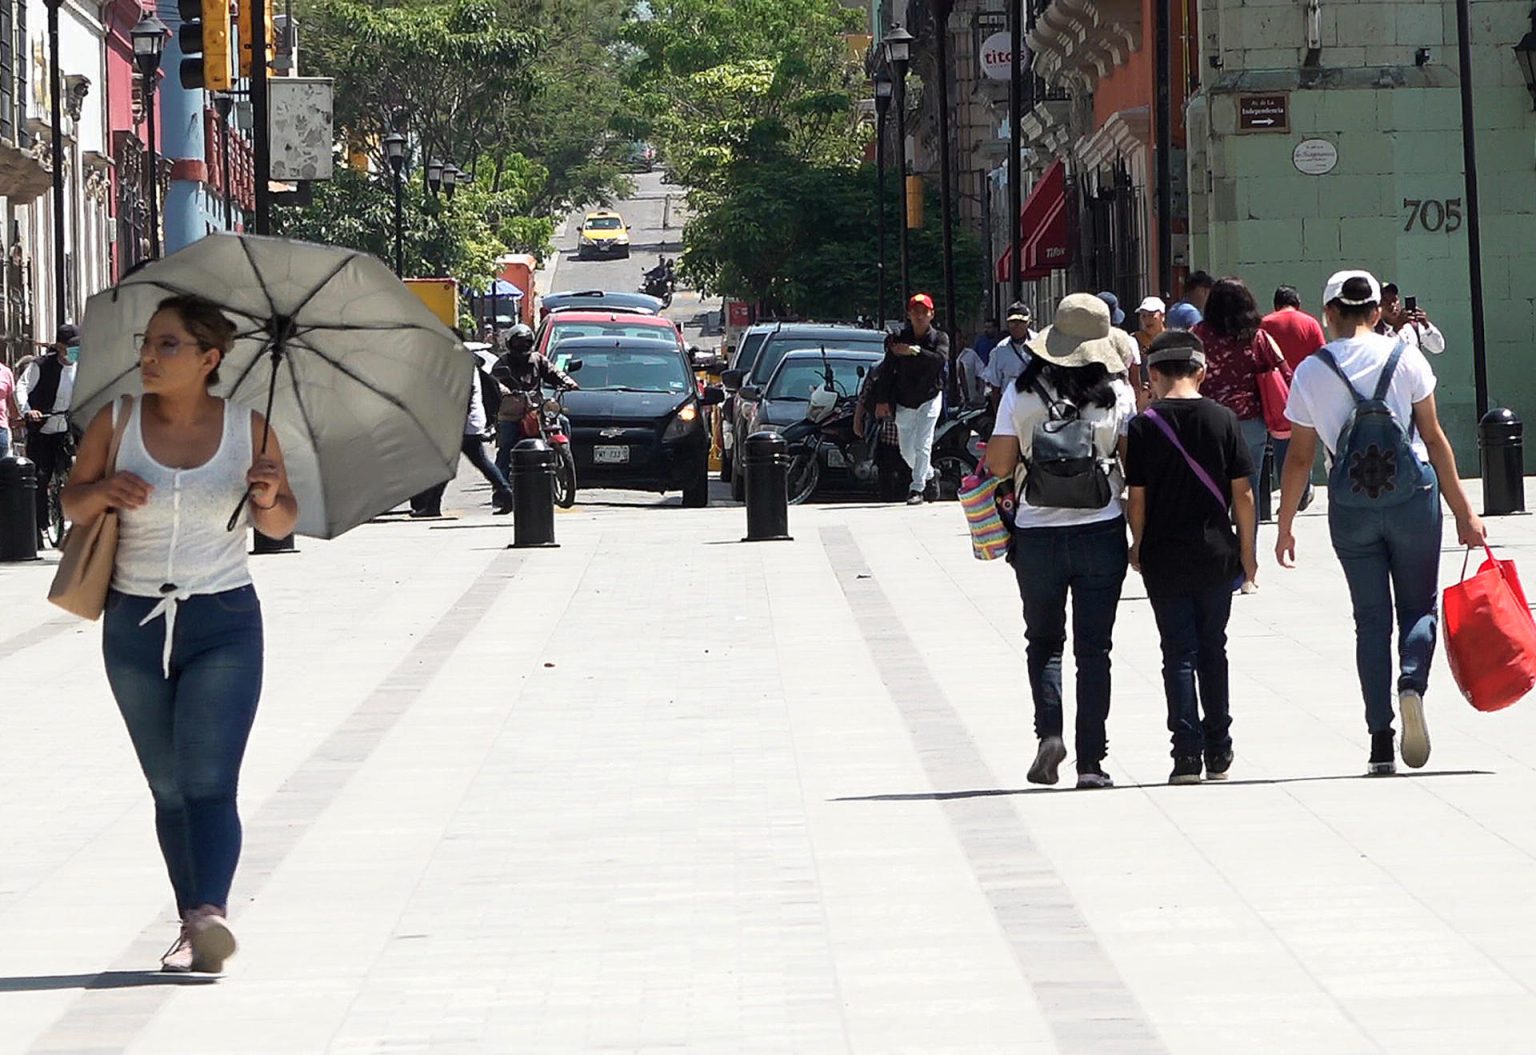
65, 346, 80, 365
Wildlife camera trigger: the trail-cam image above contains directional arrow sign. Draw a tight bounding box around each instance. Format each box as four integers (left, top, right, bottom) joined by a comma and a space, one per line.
1237, 93, 1290, 133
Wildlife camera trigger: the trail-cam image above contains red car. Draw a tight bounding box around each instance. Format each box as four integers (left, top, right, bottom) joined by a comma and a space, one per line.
535, 310, 685, 368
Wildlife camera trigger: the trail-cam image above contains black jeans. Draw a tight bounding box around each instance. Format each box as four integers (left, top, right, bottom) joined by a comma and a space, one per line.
411, 435, 512, 513
1011, 516, 1128, 767
27, 428, 70, 531
1149, 584, 1234, 758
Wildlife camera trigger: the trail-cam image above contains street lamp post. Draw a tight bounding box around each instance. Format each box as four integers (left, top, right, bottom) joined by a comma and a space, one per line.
383, 132, 406, 276
44, 0, 65, 328
874, 69, 893, 327
1008, 0, 1023, 302
932, 0, 958, 373
442, 164, 459, 202
132, 13, 167, 259
885, 24, 914, 306
213, 92, 235, 231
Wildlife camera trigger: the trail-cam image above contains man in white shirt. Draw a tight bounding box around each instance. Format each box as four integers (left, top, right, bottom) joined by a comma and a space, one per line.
1378, 283, 1445, 355
16, 324, 79, 534
980, 301, 1035, 410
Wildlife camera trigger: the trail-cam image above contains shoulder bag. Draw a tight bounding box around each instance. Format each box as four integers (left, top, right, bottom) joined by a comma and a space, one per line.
1254, 331, 1293, 439
48, 395, 133, 620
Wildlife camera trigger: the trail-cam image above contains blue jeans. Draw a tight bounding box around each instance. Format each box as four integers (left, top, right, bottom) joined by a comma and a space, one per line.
1239, 417, 1312, 515
103, 586, 264, 913
1328, 467, 1442, 734
1011, 516, 1128, 767
495, 420, 522, 481
1149, 585, 1234, 757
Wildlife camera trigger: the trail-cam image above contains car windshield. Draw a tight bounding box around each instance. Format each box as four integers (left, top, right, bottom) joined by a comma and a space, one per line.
753, 335, 885, 384
734, 331, 769, 373
550, 321, 674, 345
585, 217, 623, 230
766, 357, 871, 401
572, 349, 692, 394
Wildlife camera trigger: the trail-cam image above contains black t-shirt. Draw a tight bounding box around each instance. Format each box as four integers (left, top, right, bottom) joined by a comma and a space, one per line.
875, 324, 950, 408
1124, 397, 1254, 596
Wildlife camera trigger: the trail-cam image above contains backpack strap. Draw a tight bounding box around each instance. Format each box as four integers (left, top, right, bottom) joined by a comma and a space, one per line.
1142, 407, 1228, 512
1314, 348, 1366, 405
1373, 340, 1408, 401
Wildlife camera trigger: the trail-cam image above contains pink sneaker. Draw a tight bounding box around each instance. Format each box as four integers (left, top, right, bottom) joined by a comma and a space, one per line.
184, 905, 238, 974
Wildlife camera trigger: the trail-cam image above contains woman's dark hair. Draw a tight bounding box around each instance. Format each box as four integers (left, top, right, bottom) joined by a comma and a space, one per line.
1014, 357, 1117, 409
156, 294, 235, 386
1201, 277, 1262, 343
1326, 275, 1380, 326
1273, 285, 1302, 310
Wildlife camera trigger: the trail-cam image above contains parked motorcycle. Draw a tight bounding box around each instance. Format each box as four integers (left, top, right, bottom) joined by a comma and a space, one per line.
928, 406, 993, 500
781, 363, 905, 505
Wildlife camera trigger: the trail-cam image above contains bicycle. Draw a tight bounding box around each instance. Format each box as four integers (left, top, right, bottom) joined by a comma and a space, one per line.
27, 411, 76, 548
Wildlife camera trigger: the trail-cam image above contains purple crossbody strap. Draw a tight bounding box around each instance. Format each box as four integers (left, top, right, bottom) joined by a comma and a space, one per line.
1142, 408, 1228, 511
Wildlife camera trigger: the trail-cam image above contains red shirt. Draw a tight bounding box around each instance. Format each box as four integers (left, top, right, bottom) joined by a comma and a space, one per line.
1261, 307, 1326, 371
1192, 322, 1292, 421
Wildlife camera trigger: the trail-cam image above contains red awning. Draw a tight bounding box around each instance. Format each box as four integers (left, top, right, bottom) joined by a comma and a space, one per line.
995, 159, 1070, 282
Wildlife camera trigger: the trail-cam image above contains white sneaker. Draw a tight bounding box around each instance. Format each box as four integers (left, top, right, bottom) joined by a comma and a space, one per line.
1399, 690, 1431, 769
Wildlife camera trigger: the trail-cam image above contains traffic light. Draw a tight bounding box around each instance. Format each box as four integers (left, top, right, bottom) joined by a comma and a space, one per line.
238, 0, 276, 78
178, 0, 233, 92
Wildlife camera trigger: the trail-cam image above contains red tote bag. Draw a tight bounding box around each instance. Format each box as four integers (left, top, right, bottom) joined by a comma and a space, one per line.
1443, 545, 1536, 712
1254, 332, 1293, 439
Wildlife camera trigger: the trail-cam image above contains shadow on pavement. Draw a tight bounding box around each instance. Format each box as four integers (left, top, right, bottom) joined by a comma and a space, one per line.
0, 971, 219, 992
833, 769, 1495, 801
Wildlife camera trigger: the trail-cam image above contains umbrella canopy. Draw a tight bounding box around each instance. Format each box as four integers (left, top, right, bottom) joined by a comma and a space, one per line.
71, 233, 473, 539
481, 279, 525, 300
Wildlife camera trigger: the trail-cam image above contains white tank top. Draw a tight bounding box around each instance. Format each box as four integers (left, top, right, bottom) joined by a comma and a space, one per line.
112, 398, 255, 674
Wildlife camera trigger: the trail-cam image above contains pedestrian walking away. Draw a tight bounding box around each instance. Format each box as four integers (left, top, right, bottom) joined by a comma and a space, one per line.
1166, 270, 1213, 330
1276, 270, 1485, 776
1261, 285, 1327, 370
1125, 330, 1257, 784
60, 295, 299, 975
980, 301, 1035, 411
985, 293, 1137, 790
16, 324, 80, 538
1193, 277, 1295, 589
411, 363, 515, 517
874, 293, 949, 505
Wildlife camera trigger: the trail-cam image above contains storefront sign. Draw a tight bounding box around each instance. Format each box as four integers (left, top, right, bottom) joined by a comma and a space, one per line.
980, 31, 1017, 81
1292, 138, 1338, 175
1237, 93, 1290, 133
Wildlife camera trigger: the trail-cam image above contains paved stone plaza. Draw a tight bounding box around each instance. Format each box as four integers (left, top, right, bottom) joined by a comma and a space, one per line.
4, 474, 1536, 1054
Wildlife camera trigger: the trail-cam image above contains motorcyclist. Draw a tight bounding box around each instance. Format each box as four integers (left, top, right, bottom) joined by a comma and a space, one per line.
642, 256, 676, 296
491, 324, 579, 479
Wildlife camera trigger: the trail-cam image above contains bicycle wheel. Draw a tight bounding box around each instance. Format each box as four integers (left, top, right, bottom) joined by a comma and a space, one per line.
44, 469, 68, 547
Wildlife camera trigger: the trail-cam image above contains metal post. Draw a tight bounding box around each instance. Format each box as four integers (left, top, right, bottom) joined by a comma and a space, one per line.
1008, 0, 1023, 302
895, 68, 910, 304
1454, 0, 1490, 419
876, 105, 888, 326
46, 0, 65, 328
145, 74, 161, 258
934, 0, 958, 394
214, 94, 234, 231
391, 168, 404, 276
251, 1, 271, 236
1155, 0, 1173, 298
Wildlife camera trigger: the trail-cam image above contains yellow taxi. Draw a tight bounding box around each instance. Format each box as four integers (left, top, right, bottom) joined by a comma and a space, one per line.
576, 210, 631, 259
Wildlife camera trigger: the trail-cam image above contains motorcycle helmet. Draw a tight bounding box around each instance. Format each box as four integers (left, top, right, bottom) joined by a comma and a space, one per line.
505, 323, 535, 355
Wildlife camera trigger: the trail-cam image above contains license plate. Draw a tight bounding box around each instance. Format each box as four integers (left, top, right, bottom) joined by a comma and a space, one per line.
594, 445, 629, 464
824, 448, 847, 468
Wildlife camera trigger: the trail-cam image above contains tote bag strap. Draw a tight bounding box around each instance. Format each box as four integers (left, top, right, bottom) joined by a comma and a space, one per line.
1142, 407, 1228, 512
105, 395, 133, 477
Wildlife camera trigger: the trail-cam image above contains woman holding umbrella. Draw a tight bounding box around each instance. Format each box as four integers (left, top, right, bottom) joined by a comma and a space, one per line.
63, 295, 296, 974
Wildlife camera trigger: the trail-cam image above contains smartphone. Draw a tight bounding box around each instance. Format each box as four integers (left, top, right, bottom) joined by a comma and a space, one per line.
1405, 295, 1418, 312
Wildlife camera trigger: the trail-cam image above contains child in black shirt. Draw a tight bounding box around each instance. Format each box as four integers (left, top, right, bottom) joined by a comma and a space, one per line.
1125, 330, 1258, 785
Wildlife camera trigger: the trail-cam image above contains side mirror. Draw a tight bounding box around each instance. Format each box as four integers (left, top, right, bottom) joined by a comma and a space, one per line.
738, 385, 762, 403
700, 385, 725, 406
720, 368, 745, 390
567, 358, 583, 372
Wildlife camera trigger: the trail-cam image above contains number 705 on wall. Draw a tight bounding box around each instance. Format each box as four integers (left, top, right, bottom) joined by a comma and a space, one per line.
1403, 198, 1464, 233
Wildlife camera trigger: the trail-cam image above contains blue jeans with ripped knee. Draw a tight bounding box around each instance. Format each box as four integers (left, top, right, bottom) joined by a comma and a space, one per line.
103, 585, 263, 914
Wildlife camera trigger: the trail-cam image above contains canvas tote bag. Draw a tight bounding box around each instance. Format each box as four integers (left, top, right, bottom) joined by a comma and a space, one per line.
47, 395, 133, 620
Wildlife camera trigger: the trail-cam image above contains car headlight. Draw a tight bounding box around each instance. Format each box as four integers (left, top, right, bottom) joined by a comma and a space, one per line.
542, 398, 560, 414
663, 403, 702, 440
617, 235, 630, 244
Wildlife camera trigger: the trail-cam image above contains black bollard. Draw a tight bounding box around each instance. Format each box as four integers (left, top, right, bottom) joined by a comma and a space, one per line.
1479, 408, 1526, 516
509, 438, 559, 548
1257, 439, 1275, 524
0, 456, 40, 562
742, 431, 793, 542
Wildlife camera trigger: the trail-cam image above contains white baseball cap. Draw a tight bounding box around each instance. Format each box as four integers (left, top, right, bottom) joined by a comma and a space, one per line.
1136, 296, 1166, 314
1323, 270, 1382, 307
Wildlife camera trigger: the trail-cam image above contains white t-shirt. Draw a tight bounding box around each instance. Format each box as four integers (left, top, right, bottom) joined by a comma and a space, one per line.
981, 337, 1033, 391
993, 376, 1135, 529
1285, 333, 1436, 462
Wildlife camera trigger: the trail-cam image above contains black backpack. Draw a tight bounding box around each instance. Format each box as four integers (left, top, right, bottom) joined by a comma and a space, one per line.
1022, 378, 1114, 509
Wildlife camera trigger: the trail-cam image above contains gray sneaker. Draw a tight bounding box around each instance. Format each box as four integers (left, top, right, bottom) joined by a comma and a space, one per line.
1027, 737, 1068, 785
1399, 690, 1431, 769
1075, 765, 1114, 790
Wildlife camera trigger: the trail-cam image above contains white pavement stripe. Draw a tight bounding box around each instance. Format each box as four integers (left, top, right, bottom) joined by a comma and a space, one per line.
0, 614, 75, 662
821, 525, 1170, 1055
26, 550, 524, 1055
